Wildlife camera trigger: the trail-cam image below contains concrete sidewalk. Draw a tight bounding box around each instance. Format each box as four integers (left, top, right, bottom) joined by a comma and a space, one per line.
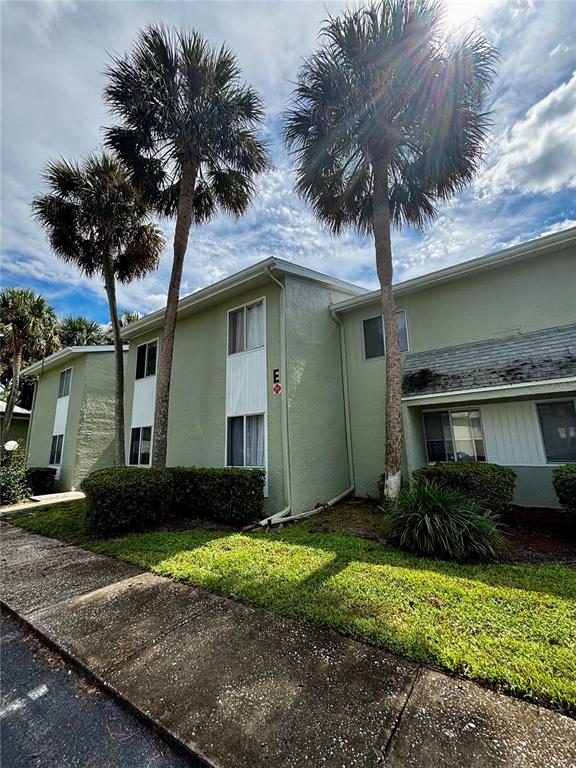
1, 522, 575, 768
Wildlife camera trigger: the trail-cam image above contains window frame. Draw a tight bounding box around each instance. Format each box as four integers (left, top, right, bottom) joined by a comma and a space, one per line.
362, 309, 410, 360
49, 433, 64, 465
225, 411, 267, 470
135, 339, 158, 380
535, 398, 576, 465
128, 425, 153, 467
421, 406, 486, 464
58, 367, 73, 398
226, 298, 266, 357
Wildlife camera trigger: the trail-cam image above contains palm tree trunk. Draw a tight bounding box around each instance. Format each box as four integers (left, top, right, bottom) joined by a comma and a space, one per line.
373, 156, 403, 502
102, 251, 126, 466
152, 158, 198, 467
1, 346, 23, 451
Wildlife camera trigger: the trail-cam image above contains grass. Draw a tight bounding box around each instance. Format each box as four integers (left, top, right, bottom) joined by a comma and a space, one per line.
11, 500, 576, 712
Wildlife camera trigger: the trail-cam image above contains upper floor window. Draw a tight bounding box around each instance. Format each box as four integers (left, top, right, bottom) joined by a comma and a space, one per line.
423, 409, 486, 463
228, 300, 264, 355
363, 310, 409, 359
58, 368, 72, 398
136, 340, 157, 380
537, 401, 576, 462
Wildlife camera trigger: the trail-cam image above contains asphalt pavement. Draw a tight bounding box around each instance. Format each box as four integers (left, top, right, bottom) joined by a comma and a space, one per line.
0, 611, 192, 767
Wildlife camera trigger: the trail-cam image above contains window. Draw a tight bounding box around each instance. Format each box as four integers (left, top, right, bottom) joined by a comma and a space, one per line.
49, 434, 64, 465
227, 414, 265, 467
129, 426, 152, 466
537, 401, 576, 463
136, 341, 157, 379
423, 409, 486, 463
228, 301, 264, 355
58, 368, 72, 398
363, 311, 409, 358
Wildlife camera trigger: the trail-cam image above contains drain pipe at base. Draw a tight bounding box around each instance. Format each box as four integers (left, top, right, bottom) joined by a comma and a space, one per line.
246, 297, 355, 531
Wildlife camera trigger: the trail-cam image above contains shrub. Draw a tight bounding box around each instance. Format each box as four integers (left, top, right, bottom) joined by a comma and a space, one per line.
385, 480, 506, 561
412, 462, 516, 514
80, 465, 266, 536
170, 466, 265, 525
81, 467, 173, 537
25, 467, 57, 495
553, 463, 576, 516
0, 452, 30, 505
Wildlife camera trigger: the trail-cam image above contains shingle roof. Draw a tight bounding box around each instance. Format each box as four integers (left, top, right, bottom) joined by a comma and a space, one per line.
402, 324, 576, 396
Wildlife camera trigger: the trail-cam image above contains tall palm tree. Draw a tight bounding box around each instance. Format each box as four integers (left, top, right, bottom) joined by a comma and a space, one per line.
284, 0, 498, 501
59, 314, 108, 347
0, 288, 59, 446
32, 153, 165, 466
104, 25, 269, 467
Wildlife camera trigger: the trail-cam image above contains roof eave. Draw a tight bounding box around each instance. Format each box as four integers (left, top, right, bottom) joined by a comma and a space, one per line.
22, 345, 128, 377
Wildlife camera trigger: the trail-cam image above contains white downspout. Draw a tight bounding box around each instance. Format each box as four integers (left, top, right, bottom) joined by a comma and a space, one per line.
250, 298, 355, 529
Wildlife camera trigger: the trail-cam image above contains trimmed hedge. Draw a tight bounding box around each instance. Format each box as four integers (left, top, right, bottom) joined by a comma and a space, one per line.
170, 466, 265, 525
81, 467, 173, 537
81, 465, 266, 537
553, 463, 576, 516
0, 453, 30, 505
26, 467, 57, 495
412, 462, 516, 515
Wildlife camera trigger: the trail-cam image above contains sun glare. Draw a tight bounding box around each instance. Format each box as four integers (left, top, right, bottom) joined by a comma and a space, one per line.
443, 0, 500, 30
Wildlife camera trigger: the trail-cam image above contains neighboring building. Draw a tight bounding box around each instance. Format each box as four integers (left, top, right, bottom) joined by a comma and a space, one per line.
0, 401, 30, 448
121, 227, 575, 512
22, 346, 126, 490
333, 227, 576, 507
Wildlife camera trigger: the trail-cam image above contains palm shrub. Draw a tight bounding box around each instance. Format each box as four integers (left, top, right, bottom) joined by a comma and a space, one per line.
284, 1, 498, 501
385, 480, 505, 561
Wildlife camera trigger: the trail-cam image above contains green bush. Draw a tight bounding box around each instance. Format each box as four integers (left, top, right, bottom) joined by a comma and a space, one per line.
170, 466, 266, 525
81, 467, 173, 537
0, 453, 30, 505
553, 463, 576, 516
385, 480, 506, 561
80, 465, 266, 536
25, 467, 57, 495
412, 462, 516, 514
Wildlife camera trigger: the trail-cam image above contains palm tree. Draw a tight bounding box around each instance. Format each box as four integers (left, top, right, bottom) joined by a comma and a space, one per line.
0, 288, 59, 446
284, 0, 498, 501
32, 153, 165, 466
119, 310, 141, 327
59, 314, 108, 347
104, 25, 270, 467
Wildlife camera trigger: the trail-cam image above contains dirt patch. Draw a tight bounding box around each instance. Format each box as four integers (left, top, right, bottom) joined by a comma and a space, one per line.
298, 499, 576, 566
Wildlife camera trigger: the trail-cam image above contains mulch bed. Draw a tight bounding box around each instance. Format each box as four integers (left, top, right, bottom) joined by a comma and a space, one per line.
501, 506, 576, 565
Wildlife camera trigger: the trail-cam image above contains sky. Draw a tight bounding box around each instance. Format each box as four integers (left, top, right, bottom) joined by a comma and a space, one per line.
1, 0, 575, 324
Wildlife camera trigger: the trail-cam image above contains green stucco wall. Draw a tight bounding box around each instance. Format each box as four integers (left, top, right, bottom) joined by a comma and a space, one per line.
125, 283, 286, 515
341, 245, 576, 504
26, 352, 117, 491
0, 415, 28, 447
285, 278, 351, 511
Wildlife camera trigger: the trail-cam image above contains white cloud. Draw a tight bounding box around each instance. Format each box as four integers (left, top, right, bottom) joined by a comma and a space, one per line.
478, 72, 576, 197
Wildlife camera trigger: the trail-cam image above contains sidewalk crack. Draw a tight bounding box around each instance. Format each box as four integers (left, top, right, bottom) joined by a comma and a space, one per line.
379, 664, 422, 764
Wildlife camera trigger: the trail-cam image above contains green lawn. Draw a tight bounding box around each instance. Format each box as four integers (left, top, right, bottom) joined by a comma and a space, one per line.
11, 501, 576, 711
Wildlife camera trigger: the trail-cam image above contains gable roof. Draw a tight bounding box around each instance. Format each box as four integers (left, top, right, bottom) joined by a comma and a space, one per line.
333, 226, 576, 314
22, 345, 127, 377
119, 257, 367, 341
402, 324, 576, 397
